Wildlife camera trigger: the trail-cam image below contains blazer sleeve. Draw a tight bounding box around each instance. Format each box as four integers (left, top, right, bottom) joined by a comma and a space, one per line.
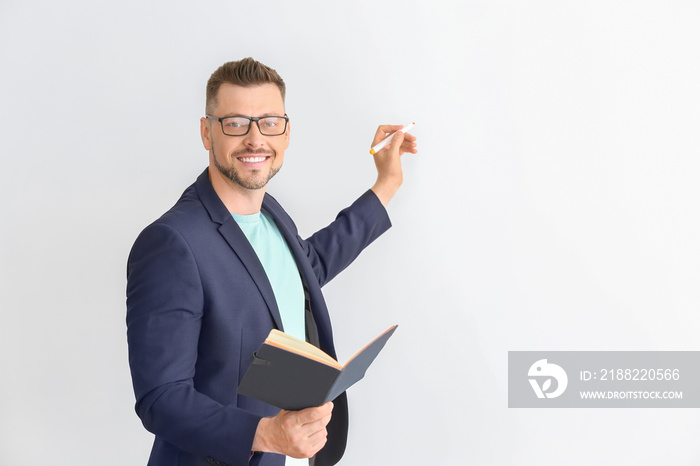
301, 189, 392, 287
126, 222, 260, 466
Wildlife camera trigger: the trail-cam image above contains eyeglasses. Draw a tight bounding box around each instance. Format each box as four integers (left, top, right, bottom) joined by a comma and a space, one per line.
206, 114, 289, 136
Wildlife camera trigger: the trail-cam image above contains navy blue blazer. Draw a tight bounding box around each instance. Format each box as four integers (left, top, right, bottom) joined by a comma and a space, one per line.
126, 169, 391, 466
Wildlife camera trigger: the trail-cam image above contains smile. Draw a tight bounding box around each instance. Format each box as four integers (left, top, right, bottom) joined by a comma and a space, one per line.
238, 156, 269, 163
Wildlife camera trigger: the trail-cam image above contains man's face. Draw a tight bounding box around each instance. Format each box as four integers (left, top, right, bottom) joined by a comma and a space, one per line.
201, 83, 289, 191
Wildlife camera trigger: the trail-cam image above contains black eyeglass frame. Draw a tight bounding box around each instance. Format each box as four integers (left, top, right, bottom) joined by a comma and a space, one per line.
205, 114, 289, 136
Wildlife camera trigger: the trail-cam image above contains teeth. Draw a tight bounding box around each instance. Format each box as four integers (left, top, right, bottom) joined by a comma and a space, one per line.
240, 156, 267, 163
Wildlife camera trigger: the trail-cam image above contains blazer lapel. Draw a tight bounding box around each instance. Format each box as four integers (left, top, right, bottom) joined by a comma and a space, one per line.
194, 169, 284, 331
217, 221, 283, 330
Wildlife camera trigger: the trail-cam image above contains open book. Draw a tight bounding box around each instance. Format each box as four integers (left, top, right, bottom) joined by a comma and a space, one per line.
238, 325, 398, 410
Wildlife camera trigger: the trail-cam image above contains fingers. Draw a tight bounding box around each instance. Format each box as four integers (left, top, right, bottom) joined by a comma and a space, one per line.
379, 129, 417, 158
401, 133, 418, 153
371, 125, 418, 155
393, 131, 417, 155
283, 405, 332, 459
295, 401, 333, 426
370, 124, 417, 206
372, 125, 405, 146
252, 402, 333, 458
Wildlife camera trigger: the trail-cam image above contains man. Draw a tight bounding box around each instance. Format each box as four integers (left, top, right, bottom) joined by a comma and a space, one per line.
126, 57, 417, 466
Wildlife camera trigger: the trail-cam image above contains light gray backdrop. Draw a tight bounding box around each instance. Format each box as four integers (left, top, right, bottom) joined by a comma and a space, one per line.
2, 1, 699, 464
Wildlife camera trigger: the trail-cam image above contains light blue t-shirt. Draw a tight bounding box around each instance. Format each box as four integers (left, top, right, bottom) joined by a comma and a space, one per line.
231, 211, 306, 341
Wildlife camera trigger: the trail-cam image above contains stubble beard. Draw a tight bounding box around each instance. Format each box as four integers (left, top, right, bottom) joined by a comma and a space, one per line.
211, 145, 281, 191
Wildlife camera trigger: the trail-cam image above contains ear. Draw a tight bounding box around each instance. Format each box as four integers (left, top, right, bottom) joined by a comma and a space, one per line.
200, 117, 212, 150
283, 118, 291, 149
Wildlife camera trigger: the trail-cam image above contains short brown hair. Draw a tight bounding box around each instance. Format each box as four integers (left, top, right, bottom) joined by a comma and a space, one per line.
205, 57, 286, 113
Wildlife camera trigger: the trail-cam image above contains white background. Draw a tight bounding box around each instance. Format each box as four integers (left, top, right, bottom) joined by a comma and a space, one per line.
2, 1, 700, 464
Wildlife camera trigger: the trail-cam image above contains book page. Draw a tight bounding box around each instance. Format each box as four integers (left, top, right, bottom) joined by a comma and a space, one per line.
266, 329, 342, 369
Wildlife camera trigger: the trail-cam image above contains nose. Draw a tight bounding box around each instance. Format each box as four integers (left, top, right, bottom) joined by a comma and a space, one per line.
242, 121, 266, 147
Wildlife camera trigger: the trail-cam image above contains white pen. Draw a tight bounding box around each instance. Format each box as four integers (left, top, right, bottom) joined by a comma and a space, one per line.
369, 122, 415, 155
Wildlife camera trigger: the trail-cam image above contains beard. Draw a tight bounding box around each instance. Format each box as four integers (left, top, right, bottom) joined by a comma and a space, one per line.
212, 145, 281, 191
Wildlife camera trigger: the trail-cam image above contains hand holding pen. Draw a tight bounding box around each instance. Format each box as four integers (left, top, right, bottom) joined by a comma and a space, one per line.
370, 123, 416, 154
369, 123, 418, 206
